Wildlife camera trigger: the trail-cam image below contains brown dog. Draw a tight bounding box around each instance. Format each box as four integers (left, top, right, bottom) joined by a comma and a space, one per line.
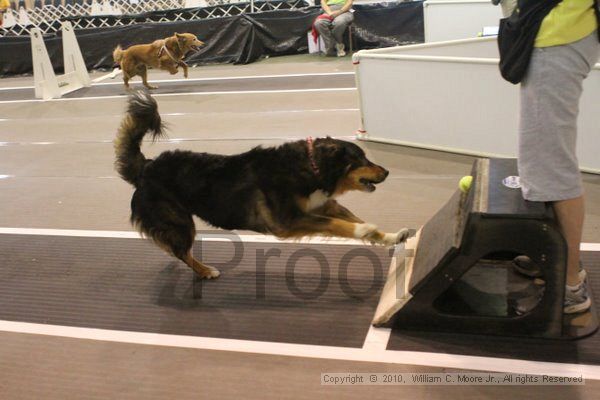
113, 33, 205, 90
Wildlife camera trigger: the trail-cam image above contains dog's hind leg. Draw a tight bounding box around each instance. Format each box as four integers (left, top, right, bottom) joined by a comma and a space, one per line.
132, 194, 219, 279
181, 251, 221, 280
120, 59, 134, 90
151, 226, 220, 280
140, 66, 158, 90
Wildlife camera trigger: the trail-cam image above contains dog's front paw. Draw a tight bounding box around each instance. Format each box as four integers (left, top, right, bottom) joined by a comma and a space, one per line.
354, 223, 378, 239
380, 228, 410, 246
199, 266, 221, 280
395, 228, 411, 244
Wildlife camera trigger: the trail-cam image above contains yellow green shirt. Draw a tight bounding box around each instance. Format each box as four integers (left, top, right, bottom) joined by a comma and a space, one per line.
535, 0, 597, 47
326, 0, 347, 5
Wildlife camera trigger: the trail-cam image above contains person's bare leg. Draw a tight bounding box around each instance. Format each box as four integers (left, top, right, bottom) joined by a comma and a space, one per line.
553, 195, 585, 286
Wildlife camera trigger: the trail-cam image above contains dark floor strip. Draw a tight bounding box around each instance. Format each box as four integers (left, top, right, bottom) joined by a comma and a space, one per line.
0, 234, 390, 347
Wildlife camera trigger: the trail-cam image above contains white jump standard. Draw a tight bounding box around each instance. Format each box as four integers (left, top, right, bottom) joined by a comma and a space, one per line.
30, 21, 91, 100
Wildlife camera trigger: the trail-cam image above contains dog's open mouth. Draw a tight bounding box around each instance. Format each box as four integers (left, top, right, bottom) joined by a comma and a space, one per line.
359, 178, 379, 192
191, 43, 204, 51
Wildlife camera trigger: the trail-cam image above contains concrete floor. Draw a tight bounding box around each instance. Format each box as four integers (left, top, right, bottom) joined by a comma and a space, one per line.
1, 54, 599, 399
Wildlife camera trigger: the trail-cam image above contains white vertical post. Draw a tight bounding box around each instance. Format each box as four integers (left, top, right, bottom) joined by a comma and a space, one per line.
31, 22, 91, 100
30, 27, 61, 100
352, 52, 367, 139
61, 21, 91, 87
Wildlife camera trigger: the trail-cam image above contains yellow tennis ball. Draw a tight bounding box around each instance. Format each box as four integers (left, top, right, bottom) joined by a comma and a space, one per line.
459, 176, 473, 193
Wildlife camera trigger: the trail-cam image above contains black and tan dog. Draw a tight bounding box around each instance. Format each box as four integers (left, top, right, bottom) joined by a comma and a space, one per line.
113, 33, 204, 90
115, 92, 409, 279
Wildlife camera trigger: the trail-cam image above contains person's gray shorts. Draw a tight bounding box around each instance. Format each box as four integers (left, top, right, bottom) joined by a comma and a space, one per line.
518, 31, 599, 202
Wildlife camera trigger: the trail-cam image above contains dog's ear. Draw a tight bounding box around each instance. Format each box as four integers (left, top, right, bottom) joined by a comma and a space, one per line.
319, 142, 347, 164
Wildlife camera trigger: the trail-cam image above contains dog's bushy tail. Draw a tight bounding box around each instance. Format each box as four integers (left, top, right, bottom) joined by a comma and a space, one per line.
113, 45, 124, 64
114, 91, 164, 186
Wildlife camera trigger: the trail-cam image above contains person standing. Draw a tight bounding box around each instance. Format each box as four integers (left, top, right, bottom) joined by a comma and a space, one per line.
515, 0, 599, 313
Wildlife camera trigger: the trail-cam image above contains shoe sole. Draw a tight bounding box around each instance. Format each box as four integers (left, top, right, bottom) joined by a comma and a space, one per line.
564, 297, 592, 314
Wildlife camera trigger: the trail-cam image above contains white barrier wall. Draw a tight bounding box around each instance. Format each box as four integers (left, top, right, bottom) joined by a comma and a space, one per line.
353, 37, 600, 174
424, 0, 503, 42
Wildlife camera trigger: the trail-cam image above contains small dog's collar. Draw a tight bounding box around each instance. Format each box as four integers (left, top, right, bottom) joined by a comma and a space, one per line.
306, 136, 320, 176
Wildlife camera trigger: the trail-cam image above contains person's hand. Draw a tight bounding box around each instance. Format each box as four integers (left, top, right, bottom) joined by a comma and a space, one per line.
330, 10, 341, 18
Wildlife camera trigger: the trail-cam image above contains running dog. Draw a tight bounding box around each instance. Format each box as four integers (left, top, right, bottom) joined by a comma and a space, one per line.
115, 92, 409, 279
113, 33, 204, 90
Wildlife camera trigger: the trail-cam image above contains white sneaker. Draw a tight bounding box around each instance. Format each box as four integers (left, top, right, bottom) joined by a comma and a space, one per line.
336, 43, 346, 57
564, 279, 592, 314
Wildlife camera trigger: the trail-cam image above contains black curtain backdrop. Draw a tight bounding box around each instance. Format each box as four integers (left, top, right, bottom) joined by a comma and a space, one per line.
0, 1, 424, 77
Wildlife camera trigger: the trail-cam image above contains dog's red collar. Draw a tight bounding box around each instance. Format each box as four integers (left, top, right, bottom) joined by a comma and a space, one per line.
306, 136, 320, 176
